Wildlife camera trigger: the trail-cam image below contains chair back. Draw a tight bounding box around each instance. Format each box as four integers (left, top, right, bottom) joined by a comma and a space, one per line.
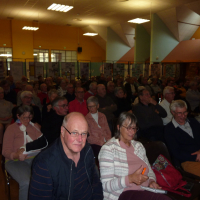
143, 141, 171, 165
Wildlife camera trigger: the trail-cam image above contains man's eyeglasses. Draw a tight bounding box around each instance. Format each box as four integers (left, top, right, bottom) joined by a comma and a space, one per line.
62, 126, 88, 138
58, 104, 68, 108
174, 111, 188, 116
122, 125, 139, 132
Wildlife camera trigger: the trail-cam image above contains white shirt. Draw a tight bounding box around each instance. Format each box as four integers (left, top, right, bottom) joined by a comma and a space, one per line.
159, 99, 173, 125
172, 118, 194, 138
91, 111, 101, 128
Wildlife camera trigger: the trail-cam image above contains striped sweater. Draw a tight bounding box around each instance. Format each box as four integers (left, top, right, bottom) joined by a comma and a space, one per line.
98, 137, 156, 200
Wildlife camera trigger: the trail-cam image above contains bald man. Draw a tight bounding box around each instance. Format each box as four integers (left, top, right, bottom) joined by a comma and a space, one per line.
29, 112, 103, 200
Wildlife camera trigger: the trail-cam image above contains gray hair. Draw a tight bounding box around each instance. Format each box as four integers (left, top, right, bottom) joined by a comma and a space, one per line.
75, 87, 84, 93
48, 89, 58, 98
170, 100, 187, 112
87, 96, 99, 106
16, 105, 34, 117
20, 91, 33, 99
89, 82, 97, 89
163, 86, 174, 96
52, 96, 67, 108
115, 112, 137, 139
114, 87, 123, 95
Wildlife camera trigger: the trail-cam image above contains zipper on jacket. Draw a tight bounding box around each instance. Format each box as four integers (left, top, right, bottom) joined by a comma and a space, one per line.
68, 161, 73, 200
84, 147, 93, 194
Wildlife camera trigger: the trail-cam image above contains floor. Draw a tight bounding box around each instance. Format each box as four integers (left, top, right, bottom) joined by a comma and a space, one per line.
0, 155, 19, 200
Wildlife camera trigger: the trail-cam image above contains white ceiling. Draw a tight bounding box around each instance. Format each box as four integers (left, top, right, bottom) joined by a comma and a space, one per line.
0, 0, 200, 50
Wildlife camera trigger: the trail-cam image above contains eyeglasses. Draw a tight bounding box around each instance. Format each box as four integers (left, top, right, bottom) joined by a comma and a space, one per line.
62, 126, 88, 138
24, 96, 33, 99
88, 105, 97, 109
58, 104, 68, 108
167, 92, 175, 95
122, 125, 139, 132
22, 116, 33, 120
76, 91, 84, 94
174, 111, 188, 116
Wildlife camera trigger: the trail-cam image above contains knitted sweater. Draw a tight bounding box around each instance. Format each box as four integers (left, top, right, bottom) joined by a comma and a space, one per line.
98, 137, 156, 200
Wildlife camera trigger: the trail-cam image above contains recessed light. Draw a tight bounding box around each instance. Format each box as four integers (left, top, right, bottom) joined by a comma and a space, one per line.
47, 3, 73, 12
22, 26, 39, 31
73, 18, 82, 21
83, 33, 98, 36
128, 18, 150, 24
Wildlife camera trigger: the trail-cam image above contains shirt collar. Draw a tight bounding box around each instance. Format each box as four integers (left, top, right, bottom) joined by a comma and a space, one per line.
172, 118, 190, 128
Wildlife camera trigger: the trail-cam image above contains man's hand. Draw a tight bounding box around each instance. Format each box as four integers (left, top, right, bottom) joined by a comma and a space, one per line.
149, 98, 157, 105
149, 181, 162, 189
128, 165, 149, 185
191, 150, 200, 161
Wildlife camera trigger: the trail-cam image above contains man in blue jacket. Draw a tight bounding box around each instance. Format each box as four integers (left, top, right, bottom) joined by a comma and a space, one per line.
29, 112, 103, 200
165, 100, 200, 177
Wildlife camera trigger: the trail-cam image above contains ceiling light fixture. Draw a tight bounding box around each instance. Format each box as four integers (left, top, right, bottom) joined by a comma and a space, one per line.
83, 33, 98, 36
0, 54, 12, 57
128, 18, 150, 24
47, 3, 73, 12
22, 26, 39, 31
33, 54, 38, 56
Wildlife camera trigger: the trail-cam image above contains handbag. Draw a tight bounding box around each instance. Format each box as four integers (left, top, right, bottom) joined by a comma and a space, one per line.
152, 154, 191, 197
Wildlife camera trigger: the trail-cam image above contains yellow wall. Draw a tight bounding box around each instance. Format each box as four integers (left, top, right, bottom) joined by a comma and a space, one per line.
191, 27, 200, 39
0, 19, 12, 47
0, 19, 105, 62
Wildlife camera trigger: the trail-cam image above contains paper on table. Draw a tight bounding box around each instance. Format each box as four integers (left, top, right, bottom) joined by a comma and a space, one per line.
23, 150, 41, 157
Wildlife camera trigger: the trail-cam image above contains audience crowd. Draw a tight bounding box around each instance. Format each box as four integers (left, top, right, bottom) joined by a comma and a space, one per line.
1, 73, 200, 200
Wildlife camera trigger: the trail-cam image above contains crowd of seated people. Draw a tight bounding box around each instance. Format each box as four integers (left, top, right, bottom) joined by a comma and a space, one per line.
1, 73, 200, 200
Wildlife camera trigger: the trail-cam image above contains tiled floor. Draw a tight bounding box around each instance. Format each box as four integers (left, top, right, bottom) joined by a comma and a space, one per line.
0, 155, 19, 200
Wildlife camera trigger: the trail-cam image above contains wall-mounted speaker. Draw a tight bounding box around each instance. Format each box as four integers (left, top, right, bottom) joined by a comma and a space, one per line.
77, 47, 82, 53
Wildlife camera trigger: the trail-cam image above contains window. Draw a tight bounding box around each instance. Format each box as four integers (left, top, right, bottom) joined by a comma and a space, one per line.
33, 49, 49, 62
51, 50, 77, 62
0, 47, 12, 70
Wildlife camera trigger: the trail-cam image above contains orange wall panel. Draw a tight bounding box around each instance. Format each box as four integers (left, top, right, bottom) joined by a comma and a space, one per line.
11, 20, 34, 61
0, 19, 12, 47
191, 27, 200, 39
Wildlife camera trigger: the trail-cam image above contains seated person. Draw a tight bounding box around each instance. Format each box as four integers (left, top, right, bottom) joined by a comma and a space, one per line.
165, 100, 200, 177
0, 87, 14, 149
186, 81, 200, 113
99, 112, 171, 200
37, 83, 48, 105
42, 89, 58, 121
64, 83, 75, 103
17, 84, 42, 111
85, 96, 111, 157
132, 88, 167, 141
84, 82, 97, 100
107, 81, 116, 102
68, 87, 88, 116
57, 79, 68, 97
45, 77, 56, 91
150, 77, 162, 95
159, 86, 175, 125
114, 87, 132, 118
12, 91, 42, 127
96, 84, 117, 132
32, 81, 41, 96
41, 97, 68, 145
2, 105, 47, 200
0, 79, 17, 105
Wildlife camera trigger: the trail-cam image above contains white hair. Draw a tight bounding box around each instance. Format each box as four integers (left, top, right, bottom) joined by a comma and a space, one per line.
20, 91, 33, 99
163, 86, 174, 96
170, 100, 187, 112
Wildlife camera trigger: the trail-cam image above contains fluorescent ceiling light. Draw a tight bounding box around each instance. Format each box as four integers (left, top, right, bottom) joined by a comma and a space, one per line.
47, 3, 73, 12
33, 54, 38, 56
0, 54, 12, 57
128, 18, 150, 24
83, 33, 98, 36
22, 26, 39, 31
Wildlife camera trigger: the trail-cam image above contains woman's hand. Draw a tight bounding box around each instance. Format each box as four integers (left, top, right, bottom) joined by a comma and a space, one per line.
18, 148, 27, 161
149, 181, 162, 189
128, 165, 149, 185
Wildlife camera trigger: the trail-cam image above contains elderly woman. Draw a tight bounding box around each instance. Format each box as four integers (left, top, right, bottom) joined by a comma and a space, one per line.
98, 112, 171, 200
2, 105, 47, 200
0, 87, 14, 149
42, 89, 58, 121
85, 96, 111, 157
114, 87, 132, 117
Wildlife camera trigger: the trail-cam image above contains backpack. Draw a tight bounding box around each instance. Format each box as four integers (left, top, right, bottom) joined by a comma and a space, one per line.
152, 154, 191, 197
